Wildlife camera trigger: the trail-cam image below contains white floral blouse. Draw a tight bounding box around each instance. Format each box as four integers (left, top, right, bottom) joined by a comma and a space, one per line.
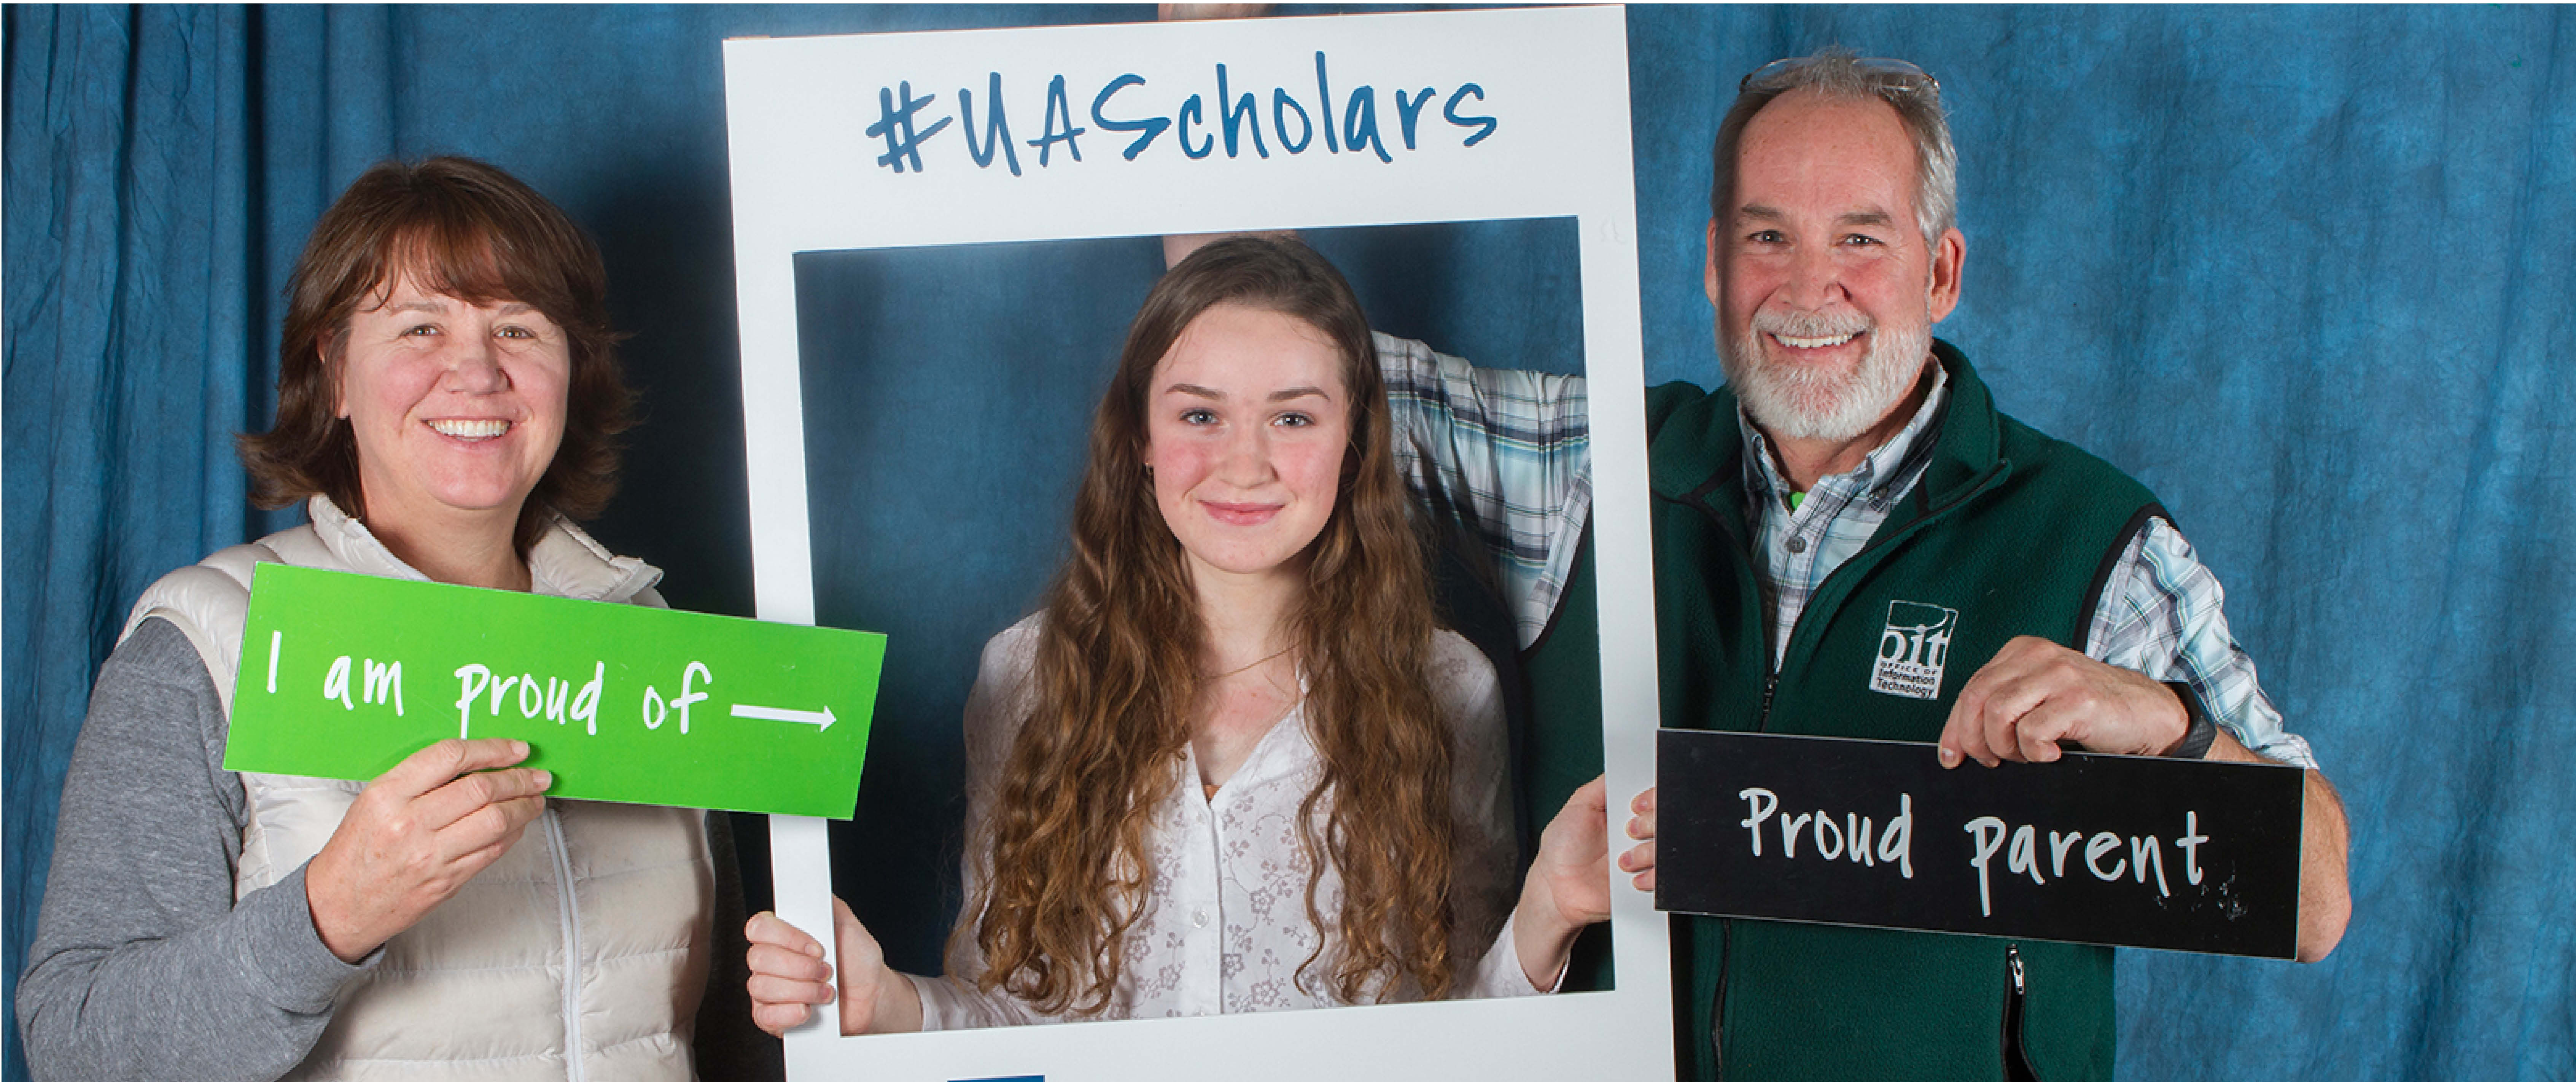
910, 616, 1541, 1028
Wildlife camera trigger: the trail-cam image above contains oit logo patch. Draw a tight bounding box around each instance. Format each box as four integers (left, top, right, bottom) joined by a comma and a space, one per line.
1871, 600, 1957, 700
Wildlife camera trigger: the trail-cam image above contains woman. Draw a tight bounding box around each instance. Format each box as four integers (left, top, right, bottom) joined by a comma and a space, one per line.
16, 157, 751, 1081
746, 235, 1617, 1034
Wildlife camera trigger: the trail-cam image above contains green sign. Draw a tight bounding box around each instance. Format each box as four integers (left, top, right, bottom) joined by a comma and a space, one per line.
225, 564, 882, 818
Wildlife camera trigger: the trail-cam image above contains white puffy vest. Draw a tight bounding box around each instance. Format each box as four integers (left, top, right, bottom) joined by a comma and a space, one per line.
120, 497, 714, 1082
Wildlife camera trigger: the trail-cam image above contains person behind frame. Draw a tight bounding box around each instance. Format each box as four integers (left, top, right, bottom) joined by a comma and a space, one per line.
746, 235, 1644, 1033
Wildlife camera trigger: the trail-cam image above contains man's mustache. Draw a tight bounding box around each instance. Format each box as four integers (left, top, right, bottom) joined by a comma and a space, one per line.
1751, 308, 1874, 341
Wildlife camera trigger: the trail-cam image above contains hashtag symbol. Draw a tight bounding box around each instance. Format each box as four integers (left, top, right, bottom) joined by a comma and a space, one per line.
866, 81, 953, 174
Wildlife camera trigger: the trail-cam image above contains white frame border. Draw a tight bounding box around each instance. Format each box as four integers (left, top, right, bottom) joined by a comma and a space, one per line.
723, 9, 1668, 1079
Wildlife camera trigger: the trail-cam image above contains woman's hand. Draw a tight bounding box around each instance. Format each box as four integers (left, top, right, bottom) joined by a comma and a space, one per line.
304, 738, 553, 963
746, 897, 924, 1037
1509, 776, 1659, 990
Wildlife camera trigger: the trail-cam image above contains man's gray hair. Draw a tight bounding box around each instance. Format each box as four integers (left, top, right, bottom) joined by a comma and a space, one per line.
1708, 48, 1959, 246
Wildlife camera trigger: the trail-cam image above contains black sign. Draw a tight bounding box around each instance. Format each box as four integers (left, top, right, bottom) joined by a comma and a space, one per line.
1656, 730, 2306, 958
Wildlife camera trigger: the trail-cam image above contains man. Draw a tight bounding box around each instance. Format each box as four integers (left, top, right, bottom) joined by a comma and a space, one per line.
1375, 50, 2352, 1080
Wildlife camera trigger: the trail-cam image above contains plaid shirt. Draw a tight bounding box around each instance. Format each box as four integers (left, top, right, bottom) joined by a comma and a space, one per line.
1378, 333, 1591, 647
1379, 334, 2318, 769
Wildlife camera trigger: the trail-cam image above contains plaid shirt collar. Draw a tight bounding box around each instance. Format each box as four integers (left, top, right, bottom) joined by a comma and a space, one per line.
1739, 361, 1952, 520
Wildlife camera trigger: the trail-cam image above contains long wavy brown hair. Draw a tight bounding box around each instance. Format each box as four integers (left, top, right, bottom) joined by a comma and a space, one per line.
968, 236, 1461, 1013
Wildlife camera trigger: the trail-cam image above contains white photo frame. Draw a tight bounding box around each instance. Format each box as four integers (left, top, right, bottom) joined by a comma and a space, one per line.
722, 8, 1668, 1079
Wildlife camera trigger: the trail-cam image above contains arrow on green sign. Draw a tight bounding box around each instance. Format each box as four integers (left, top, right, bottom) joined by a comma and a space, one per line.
225, 563, 883, 818
732, 703, 837, 729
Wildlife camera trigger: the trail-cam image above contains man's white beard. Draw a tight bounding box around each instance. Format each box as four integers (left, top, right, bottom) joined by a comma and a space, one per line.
1722, 307, 1932, 442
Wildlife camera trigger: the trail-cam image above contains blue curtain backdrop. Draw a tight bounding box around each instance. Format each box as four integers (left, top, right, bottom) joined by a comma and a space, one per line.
5, 5, 2569, 1080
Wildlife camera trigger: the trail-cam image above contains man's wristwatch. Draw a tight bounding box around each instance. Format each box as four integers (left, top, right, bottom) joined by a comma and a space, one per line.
2162, 681, 2216, 759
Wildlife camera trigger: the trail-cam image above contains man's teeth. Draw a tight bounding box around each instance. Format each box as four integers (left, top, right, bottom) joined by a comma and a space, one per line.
428, 419, 510, 439
1775, 332, 1859, 349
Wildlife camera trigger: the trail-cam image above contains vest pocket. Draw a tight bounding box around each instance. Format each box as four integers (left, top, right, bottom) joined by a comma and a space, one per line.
2003, 943, 2040, 1082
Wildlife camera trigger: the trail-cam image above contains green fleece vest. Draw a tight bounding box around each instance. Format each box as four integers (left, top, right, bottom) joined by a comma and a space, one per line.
1526, 343, 2160, 1081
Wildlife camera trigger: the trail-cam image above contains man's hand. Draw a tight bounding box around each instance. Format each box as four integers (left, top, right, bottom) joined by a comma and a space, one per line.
304, 738, 552, 962
745, 897, 922, 1036
1618, 786, 1658, 892
1938, 638, 2351, 959
1938, 636, 2189, 767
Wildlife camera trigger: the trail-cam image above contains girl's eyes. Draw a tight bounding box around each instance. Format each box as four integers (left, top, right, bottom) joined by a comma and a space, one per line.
1178, 409, 1320, 428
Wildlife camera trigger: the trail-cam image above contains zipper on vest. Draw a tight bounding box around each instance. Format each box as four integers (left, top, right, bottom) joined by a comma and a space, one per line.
544, 808, 587, 1082
2002, 944, 2039, 1082
1712, 923, 1733, 1080
1772, 464, 2011, 679
1679, 463, 2005, 730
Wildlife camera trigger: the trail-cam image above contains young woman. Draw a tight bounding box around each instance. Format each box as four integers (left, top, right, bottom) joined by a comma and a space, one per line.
748, 235, 1621, 1033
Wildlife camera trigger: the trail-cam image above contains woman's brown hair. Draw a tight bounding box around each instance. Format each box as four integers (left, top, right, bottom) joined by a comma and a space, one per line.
968, 235, 1463, 1013
238, 156, 633, 551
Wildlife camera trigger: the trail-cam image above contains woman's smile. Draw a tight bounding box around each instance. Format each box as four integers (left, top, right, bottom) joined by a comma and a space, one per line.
1198, 500, 1285, 527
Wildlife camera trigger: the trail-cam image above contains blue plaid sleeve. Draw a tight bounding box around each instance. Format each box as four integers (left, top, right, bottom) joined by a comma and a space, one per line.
1375, 333, 1591, 647
2088, 518, 2320, 769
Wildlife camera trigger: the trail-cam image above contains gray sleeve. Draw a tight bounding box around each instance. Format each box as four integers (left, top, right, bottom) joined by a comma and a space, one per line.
15, 618, 366, 1082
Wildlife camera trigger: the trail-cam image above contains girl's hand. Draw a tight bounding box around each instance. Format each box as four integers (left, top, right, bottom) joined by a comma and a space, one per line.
746, 897, 923, 1036
1508, 776, 1660, 989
